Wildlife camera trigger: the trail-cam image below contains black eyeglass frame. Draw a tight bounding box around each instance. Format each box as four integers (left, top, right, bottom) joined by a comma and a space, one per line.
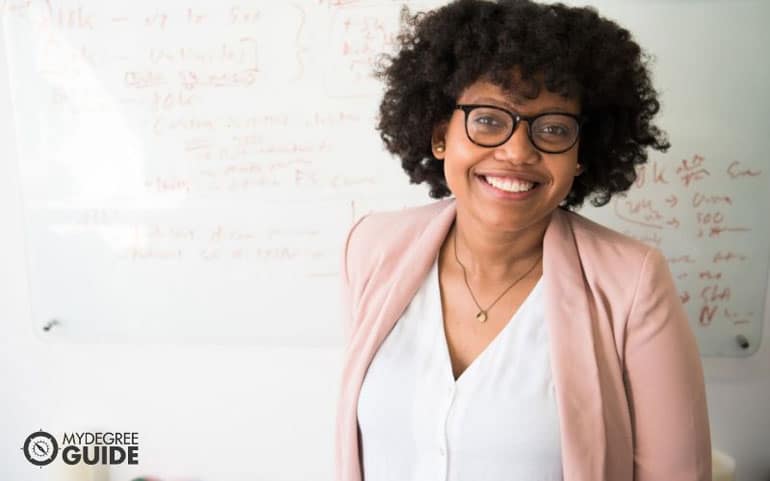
455, 104, 588, 154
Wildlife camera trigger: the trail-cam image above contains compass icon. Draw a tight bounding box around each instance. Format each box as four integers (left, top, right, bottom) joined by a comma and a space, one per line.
22, 430, 58, 466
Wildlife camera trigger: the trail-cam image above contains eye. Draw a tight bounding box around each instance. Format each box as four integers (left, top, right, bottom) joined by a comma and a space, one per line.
537, 124, 570, 136
533, 115, 578, 138
475, 116, 505, 128
469, 109, 510, 131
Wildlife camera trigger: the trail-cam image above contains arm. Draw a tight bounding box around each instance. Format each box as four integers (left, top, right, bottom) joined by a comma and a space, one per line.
623, 247, 712, 481
339, 214, 370, 346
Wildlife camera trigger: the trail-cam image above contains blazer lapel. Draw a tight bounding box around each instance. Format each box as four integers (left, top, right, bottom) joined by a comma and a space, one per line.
339, 199, 457, 481
544, 208, 608, 480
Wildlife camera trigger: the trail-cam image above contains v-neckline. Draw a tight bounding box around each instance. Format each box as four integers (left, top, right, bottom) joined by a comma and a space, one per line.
435, 255, 542, 385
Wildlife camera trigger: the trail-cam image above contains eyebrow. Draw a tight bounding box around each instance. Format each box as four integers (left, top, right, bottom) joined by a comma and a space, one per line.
471, 96, 576, 114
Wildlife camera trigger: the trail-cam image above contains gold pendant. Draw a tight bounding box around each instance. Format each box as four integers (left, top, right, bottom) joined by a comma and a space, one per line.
476, 310, 487, 322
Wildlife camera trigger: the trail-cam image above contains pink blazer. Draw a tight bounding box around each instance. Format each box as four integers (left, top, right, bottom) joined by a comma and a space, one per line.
335, 197, 712, 481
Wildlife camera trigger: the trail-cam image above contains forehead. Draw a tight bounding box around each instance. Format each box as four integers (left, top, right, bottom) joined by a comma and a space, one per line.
458, 78, 581, 112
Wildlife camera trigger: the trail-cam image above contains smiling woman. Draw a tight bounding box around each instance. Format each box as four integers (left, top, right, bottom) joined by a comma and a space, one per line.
335, 1, 712, 481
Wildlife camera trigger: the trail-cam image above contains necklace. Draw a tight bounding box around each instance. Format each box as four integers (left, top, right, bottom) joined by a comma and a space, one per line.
452, 227, 543, 323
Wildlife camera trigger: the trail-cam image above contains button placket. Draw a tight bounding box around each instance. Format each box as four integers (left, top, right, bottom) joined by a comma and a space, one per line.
438, 382, 455, 463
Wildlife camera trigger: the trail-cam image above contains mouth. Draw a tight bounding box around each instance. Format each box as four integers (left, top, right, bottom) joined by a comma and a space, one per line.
475, 174, 542, 200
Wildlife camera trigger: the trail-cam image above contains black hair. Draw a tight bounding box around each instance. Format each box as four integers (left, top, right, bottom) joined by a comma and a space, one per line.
375, 0, 669, 209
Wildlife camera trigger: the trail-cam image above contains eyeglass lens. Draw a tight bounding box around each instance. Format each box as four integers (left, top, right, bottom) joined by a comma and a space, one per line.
466, 106, 579, 152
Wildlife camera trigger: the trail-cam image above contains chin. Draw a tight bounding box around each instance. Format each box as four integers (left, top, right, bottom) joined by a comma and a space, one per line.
477, 207, 535, 230
488, 204, 557, 228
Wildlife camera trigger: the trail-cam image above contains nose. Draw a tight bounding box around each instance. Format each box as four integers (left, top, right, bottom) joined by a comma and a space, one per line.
493, 120, 540, 164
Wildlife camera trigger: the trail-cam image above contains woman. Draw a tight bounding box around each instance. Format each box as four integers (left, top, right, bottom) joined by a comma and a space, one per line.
335, 1, 712, 480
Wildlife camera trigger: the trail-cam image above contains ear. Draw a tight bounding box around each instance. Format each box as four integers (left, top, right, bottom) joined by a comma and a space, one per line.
575, 162, 584, 176
431, 122, 448, 159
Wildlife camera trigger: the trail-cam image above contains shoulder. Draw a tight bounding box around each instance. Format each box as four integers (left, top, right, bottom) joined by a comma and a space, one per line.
561, 208, 653, 259
341, 198, 451, 286
557, 208, 668, 285
352, 199, 448, 245
555, 209, 680, 339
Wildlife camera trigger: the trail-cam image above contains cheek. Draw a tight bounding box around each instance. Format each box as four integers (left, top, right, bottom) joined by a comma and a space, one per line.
550, 154, 580, 181
443, 148, 478, 187
554, 166, 580, 199
441, 157, 463, 192
442, 129, 477, 183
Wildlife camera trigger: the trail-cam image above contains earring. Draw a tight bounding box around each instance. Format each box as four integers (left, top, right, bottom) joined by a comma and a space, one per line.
435, 142, 445, 153
576, 163, 582, 170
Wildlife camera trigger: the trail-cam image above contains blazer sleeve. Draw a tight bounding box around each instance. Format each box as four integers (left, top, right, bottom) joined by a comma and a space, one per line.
339, 214, 370, 346
623, 247, 712, 481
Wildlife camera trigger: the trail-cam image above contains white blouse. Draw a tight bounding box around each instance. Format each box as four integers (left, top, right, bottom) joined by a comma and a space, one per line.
357, 253, 563, 481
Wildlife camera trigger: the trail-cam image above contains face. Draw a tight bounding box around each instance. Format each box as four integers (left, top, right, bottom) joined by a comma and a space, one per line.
432, 78, 583, 235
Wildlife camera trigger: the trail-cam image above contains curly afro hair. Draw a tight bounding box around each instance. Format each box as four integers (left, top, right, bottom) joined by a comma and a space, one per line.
375, 0, 670, 210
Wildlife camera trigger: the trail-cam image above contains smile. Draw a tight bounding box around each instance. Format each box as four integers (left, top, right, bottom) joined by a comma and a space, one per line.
483, 175, 536, 192
476, 174, 541, 200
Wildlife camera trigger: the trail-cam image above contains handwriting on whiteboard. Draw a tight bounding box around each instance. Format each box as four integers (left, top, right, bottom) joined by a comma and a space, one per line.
4, 1, 392, 200
613, 152, 764, 331
4, 1, 769, 349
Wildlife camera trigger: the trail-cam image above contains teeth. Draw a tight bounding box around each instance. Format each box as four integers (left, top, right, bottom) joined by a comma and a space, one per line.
484, 175, 536, 193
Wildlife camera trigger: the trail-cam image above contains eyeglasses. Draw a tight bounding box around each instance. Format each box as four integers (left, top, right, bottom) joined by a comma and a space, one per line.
455, 104, 587, 154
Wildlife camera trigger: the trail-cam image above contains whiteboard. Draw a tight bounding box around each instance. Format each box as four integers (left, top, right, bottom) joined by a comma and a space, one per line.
2, 0, 768, 356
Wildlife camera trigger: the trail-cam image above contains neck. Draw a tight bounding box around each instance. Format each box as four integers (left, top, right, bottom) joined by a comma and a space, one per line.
448, 206, 551, 283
